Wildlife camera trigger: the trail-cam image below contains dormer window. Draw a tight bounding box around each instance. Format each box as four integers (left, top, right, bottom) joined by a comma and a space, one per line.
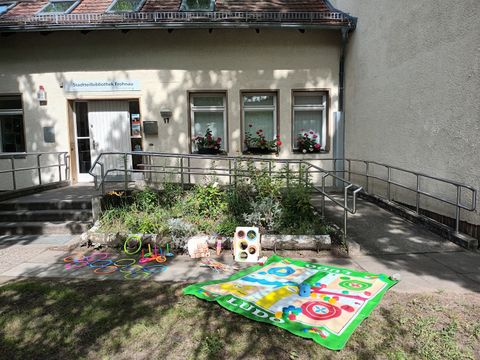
107, 0, 146, 13
37, 0, 80, 15
180, 0, 215, 11
0, 2, 15, 15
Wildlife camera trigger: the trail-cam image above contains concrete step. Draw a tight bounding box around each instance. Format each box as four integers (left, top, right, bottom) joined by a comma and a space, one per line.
0, 210, 92, 222
0, 221, 92, 235
0, 200, 92, 211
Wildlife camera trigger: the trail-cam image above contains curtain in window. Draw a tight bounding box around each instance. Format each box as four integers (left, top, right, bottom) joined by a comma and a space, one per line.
193, 112, 224, 147
245, 111, 275, 140
293, 110, 323, 136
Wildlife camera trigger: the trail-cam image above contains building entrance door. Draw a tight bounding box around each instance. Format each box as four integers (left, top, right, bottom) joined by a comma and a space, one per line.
73, 100, 131, 182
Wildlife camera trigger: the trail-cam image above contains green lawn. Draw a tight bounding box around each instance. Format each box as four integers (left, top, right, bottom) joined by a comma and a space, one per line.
0, 279, 478, 360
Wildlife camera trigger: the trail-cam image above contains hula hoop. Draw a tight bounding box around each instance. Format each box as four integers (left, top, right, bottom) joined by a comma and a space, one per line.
89, 260, 113, 268
124, 271, 151, 280
143, 264, 167, 273
124, 235, 142, 255
64, 255, 85, 263
85, 252, 110, 262
94, 266, 118, 275
71, 260, 89, 269
156, 255, 167, 263
113, 258, 136, 267
119, 264, 144, 274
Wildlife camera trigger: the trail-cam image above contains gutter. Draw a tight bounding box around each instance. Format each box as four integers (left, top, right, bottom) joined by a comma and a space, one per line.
0, 22, 355, 33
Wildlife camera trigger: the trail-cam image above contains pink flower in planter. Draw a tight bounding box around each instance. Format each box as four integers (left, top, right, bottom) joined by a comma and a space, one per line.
314, 143, 321, 150
216, 137, 222, 143
310, 131, 314, 134
276, 140, 282, 146
313, 134, 318, 139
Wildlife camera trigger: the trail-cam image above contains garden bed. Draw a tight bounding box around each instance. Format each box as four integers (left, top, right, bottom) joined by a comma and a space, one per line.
93, 163, 340, 252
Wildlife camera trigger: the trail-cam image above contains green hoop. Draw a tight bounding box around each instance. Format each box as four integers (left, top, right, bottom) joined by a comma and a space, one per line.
124, 234, 142, 255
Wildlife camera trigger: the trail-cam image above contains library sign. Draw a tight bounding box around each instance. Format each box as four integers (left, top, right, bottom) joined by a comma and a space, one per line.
64, 80, 140, 92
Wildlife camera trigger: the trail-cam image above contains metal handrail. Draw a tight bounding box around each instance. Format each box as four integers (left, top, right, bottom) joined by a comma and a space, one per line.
88, 151, 362, 239
326, 158, 476, 233
0, 151, 70, 191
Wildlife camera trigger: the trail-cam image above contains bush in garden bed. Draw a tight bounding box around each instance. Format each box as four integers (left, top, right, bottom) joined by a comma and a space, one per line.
98, 161, 335, 242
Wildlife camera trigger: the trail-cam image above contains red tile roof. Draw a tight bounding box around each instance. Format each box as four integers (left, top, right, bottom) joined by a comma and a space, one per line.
0, 0, 356, 31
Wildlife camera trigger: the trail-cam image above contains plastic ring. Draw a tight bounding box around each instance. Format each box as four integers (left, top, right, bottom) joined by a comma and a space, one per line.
119, 264, 143, 274
89, 260, 113, 268
143, 264, 167, 273
64, 255, 85, 263
85, 252, 110, 262
113, 258, 136, 267
124, 235, 142, 255
156, 256, 167, 263
94, 266, 118, 275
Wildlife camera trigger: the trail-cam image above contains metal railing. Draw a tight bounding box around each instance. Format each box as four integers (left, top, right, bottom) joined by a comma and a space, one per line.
0, 11, 354, 28
325, 158, 477, 234
89, 151, 362, 238
0, 151, 70, 191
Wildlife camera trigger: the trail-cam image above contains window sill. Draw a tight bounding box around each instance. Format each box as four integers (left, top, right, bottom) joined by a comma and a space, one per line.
193, 149, 227, 156
242, 148, 278, 155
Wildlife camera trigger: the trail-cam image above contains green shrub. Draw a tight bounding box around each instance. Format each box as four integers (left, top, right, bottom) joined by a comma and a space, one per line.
132, 188, 159, 211
242, 196, 282, 233
215, 216, 240, 236
188, 183, 227, 218
159, 182, 184, 207
280, 184, 315, 230
225, 184, 253, 220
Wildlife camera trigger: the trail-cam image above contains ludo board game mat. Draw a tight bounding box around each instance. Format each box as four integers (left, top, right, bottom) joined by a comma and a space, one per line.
184, 255, 398, 350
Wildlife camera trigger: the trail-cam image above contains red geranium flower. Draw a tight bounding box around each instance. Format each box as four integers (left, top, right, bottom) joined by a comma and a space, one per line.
276, 140, 282, 146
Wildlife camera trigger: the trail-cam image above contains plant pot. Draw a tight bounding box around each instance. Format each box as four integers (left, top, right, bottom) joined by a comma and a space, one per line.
296, 148, 321, 154
197, 148, 222, 155
245, 147, 277, 155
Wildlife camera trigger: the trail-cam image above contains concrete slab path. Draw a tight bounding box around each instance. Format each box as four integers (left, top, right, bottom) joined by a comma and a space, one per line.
0, 192, 478, 295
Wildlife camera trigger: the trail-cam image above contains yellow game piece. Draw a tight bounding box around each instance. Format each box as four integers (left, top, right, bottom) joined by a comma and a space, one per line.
275, 311, 282, 319
311, 293, 318, 298
329, 298, 336, 304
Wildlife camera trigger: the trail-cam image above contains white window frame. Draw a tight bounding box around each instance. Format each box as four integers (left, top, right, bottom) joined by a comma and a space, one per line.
242, 92, 278, 150
0, 2, 16, 16
190, 92, 227, 153
292, 91, 328, 150
180, 0, 215, 12
37, 0, 81, 15
0, 94, 25, 153
107, 0, 147, 13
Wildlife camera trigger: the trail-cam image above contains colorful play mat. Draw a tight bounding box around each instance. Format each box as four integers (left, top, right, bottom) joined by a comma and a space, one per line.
184, 255, 398, 350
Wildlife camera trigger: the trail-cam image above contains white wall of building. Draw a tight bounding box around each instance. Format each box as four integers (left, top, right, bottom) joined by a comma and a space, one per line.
333, 0, 480, 225
0, 28, 342, 189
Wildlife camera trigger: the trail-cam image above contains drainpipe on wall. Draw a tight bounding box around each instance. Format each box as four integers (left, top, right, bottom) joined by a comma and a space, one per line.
334, 27, 349, 188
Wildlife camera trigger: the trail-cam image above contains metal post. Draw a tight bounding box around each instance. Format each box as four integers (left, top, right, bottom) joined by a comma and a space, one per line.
57, 153, 62, 181
344, 186, 348, 240
180, 157, 184, 188
387, 167, 391, 201
100, 163, 105, 195
64, 153, 69, 180
187, 157, 191, 185
365, 161, 369, 193
228, 159, 232, 186
286, 162, 290, 188
321, 175, 326, 218
268, 161, 272, 178
455, 186, 461, 233
10, 157, 16, 190
416, 175, 420, 214
347, 159, 351, 182
37, 154, 42, 185
124, 153, 128, 191
233, 159, 238, 188
298, 163, 302, 185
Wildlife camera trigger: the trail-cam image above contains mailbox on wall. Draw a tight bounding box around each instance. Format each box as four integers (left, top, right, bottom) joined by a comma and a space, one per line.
143, 121, 158, 135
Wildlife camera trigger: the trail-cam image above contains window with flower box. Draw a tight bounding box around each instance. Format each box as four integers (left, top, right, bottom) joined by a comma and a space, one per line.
292, 91, 328, 153
190, 92, 227, 154
242, 92, 280, 154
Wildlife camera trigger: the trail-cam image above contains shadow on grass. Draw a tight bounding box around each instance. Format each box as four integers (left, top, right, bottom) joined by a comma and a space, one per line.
1, 278, 479, 360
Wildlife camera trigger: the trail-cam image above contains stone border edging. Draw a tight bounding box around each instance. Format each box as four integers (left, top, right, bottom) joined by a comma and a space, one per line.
81, 223, 331, 251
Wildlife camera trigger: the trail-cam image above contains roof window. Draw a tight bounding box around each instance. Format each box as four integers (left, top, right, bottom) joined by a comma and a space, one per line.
180, 0, 215, 11
107, 0, 146, 12
37, 1, 80, 15
0, 2, 16, 15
